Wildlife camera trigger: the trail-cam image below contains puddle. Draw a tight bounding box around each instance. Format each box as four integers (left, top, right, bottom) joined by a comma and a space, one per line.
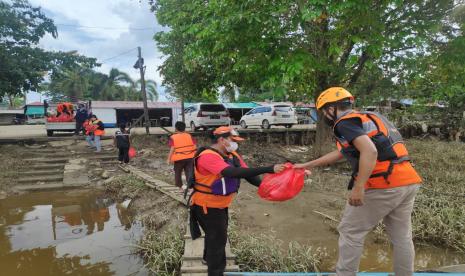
0, 190, 147, 275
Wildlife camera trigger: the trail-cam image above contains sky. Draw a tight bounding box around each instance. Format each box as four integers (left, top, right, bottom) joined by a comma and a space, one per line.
27, 0, 169, 103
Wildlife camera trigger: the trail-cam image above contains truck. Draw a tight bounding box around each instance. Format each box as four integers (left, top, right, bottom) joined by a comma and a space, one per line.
44, 100, 91, 137
46, 121, 76, 137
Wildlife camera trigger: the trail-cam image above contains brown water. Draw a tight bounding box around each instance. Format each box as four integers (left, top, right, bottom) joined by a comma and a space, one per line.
0, 190, 147, 276
236, 184, 465, 272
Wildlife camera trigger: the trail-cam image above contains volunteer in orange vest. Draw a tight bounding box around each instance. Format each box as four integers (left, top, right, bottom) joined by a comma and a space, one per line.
90, 114, 105, 153
295, 87, 422, 276
167, 121, 197, 191
83, 119, 95, 148
189, 126, 285, 276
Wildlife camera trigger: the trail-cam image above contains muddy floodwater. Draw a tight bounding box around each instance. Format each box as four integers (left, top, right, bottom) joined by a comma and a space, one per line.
0, 190, 147, 276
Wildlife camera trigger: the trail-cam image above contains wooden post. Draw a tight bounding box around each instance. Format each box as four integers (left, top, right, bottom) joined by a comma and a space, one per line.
137, 47, 150, 134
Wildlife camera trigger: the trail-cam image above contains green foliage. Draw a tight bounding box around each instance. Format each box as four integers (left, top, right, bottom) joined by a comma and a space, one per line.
0, 0, 98, 101
43, 67, 158, 102
152, 0, 455, 103
406, 4, 465, 112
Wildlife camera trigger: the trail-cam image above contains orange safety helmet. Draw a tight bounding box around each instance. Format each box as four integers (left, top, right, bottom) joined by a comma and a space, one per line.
316, 87, 354, 110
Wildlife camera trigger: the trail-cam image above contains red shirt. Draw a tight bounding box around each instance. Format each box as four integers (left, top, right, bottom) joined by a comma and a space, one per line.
197, 152, 248, 175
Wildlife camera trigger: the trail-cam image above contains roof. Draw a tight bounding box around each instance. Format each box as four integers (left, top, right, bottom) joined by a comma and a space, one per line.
254, 101, 294, 106
0, 109, 23, 114
222, 103, 260, 109
27, 101, 44, 106
25, 106, 44, 115
184, 102, 260, 109
91, 101, 181, 109
294, 102, 316, 108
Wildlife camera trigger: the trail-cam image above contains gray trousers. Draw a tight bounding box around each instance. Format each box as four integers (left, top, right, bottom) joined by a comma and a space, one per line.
336, 184, 420, 276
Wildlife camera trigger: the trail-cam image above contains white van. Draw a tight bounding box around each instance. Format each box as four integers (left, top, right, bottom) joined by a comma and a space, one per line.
240, 105, 297, 129
184, 103, 231, 131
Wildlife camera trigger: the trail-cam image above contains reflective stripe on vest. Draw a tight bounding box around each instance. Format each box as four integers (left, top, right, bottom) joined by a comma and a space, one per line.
171, 133, 197, 161
334, 111, 421, 189
190, 149, 240, 212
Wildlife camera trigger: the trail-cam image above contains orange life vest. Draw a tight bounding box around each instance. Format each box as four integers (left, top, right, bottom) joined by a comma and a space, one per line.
190, 149, 242, 213
56, 103, 64, 113
92, 119, 105, 136
170, 132, 197, 162
83, 120, 91, 135
334, 111, 421, 189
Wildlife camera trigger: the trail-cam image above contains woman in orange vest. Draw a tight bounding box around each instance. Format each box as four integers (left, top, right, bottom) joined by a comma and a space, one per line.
90, 115, 105, 152
167, 121, 197, 191
189, 126, 285, 276
295, 87, 421, 276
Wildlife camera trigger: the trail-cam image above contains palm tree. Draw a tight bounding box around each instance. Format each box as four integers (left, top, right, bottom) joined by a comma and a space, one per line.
99, 68, 135, 101
134, 79, 158, 102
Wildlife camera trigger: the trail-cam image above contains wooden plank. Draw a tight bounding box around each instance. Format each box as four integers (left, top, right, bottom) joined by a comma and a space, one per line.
181, 265, 239, 273
183, 239, 235, 260
126, 165, 186, 205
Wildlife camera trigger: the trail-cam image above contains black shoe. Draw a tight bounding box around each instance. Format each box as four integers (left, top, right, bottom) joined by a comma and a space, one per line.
201, 259, 207, 266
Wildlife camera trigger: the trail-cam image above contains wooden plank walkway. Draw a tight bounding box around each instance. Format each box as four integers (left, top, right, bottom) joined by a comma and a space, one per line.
126, 165, 239, 275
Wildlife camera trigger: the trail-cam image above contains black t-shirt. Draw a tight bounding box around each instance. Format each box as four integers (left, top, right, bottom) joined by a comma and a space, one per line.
334, 118, 366, 144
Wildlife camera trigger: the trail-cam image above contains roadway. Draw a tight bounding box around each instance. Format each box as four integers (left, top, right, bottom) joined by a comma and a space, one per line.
0, 124, 315, 141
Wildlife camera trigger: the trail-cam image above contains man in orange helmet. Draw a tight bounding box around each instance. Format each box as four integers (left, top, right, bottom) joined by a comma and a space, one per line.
295, 87, 421, 276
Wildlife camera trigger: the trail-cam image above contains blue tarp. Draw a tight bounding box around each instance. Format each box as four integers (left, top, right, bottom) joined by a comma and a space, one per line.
225, 273, 463, 276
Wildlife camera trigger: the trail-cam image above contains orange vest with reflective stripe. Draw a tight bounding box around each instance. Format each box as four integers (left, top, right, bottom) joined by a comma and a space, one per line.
92, 120, 105, 136
190, 149, 241, 213
170, 132, 197, 161
334, 111, 421, 189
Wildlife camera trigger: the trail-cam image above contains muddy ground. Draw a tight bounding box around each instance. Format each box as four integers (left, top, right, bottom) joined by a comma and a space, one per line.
127, 135, 465, 272
1, 135, 464, 273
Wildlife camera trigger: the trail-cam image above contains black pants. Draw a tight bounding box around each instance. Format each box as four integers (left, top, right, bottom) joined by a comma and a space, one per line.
118, 147, 129, 163
75, 120, 84, 135
173, 158, 194, 187
192, 204, 228, 276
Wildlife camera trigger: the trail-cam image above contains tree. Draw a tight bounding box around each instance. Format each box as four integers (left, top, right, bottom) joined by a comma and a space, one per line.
153, 0, 457, 154
406, 5, 465, 112
134, 79, 158, 102
99, 68, 134, 100
0, 0, 98, 104
47, 68, 89, 101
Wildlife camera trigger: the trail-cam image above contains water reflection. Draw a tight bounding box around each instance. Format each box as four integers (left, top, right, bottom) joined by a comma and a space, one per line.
0, 190, 147, 276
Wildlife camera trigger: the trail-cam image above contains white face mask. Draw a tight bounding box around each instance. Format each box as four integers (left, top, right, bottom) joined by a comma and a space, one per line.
225, 140, 238, 152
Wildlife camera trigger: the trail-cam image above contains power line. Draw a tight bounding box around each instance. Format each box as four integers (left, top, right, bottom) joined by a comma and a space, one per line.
56, 23, 155, 31
100, 47, 138, 63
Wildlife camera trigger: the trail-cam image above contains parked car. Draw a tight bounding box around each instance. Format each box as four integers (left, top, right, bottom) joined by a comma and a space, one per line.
184, 103, 231, 131
239, 105, 297, 129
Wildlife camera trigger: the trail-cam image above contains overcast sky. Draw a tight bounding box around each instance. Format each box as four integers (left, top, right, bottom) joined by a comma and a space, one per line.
27, 0, 169, 103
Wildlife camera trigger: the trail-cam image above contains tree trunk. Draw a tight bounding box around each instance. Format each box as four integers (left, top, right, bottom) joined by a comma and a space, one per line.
8, 94, 14, 108
314, 110, 334, 157
313, 78, 334, 157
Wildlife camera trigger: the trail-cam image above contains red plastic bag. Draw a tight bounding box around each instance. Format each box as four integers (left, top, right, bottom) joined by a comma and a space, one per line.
258, 163, 305, 201
128, 147, 137, 159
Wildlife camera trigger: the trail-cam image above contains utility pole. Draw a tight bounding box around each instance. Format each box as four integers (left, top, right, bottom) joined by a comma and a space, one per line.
181, 94, 185, 124
136, 46, 150, 134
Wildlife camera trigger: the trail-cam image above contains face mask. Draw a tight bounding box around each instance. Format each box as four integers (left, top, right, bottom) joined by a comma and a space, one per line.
323, 116, 335, 127
225, 140, 238, 152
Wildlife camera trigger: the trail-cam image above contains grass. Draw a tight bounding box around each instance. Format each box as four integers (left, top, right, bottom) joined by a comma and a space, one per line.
103, 174, 147, 200
136, 226, 184, 276
228, 219, 326, 272
407, 139, 465, 251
